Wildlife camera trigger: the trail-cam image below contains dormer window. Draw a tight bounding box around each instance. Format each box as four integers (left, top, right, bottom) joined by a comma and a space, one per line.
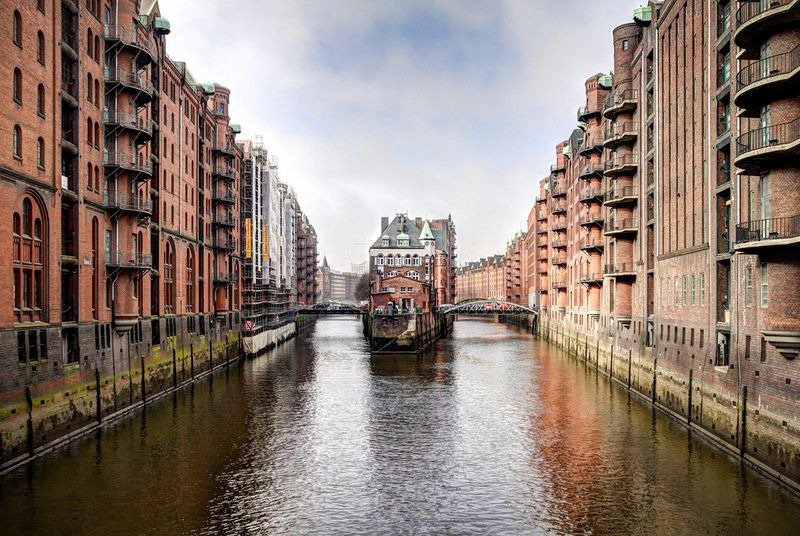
398, 239, 408, 247
381, 238, 389, 247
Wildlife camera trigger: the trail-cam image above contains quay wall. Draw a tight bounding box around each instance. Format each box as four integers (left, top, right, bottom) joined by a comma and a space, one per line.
533, 315, 800, 494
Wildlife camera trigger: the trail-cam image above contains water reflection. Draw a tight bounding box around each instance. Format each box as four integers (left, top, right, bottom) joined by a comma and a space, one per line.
0, 317, 798, 535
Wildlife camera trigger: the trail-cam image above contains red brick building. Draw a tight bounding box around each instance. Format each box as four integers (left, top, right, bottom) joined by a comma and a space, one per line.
455, 231, 528, 305
525, 1, 800, 486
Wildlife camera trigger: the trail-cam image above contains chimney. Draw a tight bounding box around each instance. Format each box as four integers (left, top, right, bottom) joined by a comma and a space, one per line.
381, 217, 389, 232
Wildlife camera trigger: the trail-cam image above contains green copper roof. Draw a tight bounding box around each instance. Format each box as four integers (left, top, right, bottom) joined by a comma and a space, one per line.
154, 17, 171, 34
577, 121, 588, 131
200, 83, 215, 95
397, 232, 410, 241
230, 123, 242, 134
633, 6, 652, 23
599, 74, 613, 89
419, 221, 435, 241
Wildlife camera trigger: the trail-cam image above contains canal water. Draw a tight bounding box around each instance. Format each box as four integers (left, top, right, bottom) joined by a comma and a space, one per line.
1, 318, 799, 535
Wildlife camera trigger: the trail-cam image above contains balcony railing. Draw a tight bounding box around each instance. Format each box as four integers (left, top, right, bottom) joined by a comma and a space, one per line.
551, 182, 567, 197
736, 0, 793, 25
104, 68, 155, 96
577, 104, 602, 121
104, 25, 155, 60
552, 219, 567, 231
578, 162, 603, 178
604, 155, 639, 176
551, 280, 567, 289
215, 237, 237, 251
737, 44, 800, 91
604, 122, 638, 145
603, 89, 638, 117
605, 218, 638, 234
212, 215, 237, 227
579, 237, 604, 250
736, 118, 800, 156
212, 143, 236, 156
579, 187, 605, 202
104, 152, 153, 176
551, 201, 567, 214
212, 165, 236, 180
604, 262, 636, 275
553, 255, 567, 265
106, 251, 152, 269
213, 273, 237, 285
579, 212, 604, 226
551, 239, 567, 248
605, 185, 639, 204
103, 109, 153, 135
105, 192, 153, 214
579, 272, 604, 284
212, 190, 235, 204
735, 214, 800, 244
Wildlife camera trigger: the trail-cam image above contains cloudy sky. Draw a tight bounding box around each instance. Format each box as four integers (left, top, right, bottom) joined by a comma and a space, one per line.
161, 0, 642, 271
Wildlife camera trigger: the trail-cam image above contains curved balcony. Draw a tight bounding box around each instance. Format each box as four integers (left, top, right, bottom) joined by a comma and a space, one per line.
735, 45, 800, 111
578, 104, 603, 122
106, 251, 152, 270
579, 237, 604, 251
735, 118, 800, 175
579, 187, 605, 203
734, 214, 800, 251
214, 237, 237, 252
603, 89, 638, 119
578, 162, 603, 179
552, 218, 567, 232
578, 137, 603, 156
537, 211, 547, 221
103, 109, 153, 140
105, 192, 152, 216
104, 25, 156, 64
212, 143, 236, 157
551, 182, 567, 198
536, 224, 548, 235
213, 273, 237, 286
579, 212, 604, 227
551, 280, 567, 290
603, 155, 638, 177
212, 189, 235, 205
551, 201, 567, 214
104, 152, 153, 178
579, 272, 604, 285
212, 164, 236, 182
604, 218, 638, 236
604, 185, 639, 206
734, 0, 800, 55
551, 239, 567, 249
604, 262, 636, 278
104, 68, 156, 102
603, 122, 638, 148
212, 214, 236, 228
553, 255, 567, 266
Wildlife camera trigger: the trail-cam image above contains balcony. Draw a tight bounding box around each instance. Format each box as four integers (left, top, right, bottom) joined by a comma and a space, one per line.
579, 187, 604, 203
603, 155, 638, 177
578, 162, 603, 179
604, 218, 638, 236
212, 165, 236, 182
579, 237, 604, 251
104, 68, 155, 102
735, 45, 800, 111
60, 76, 78, 108
537, 237, 549, 248
578, 137, 603, 156
603, 122, 638, 148
105, 192, 153, 216
734, 214, 800, 251
106, 251, 152, 270
104, 25, 156, 64
603, 89, 638, 119
537, 225, 548, 235
212, 143, 236, 157
551, 201, 567, 214
735, 118, 800, 175
212, 214, 236, 228
604, 185, 639, 206
551, 182, 567, 197
551, 239, 567, 249
577, 104, 602, 122
604, 262, 637, 278
552, 219, 567, 232
103, 109, 153, 139
579, 212, 604, 227
553, 254, 567, 266
215, 237, 237, 252
213, 273, 237, 286
734, 0, 800, 56
537, 210, 547, 221
212, 189, 235, 205
551, 280, 567, 290
579, 272, 604, 285
104, 152, 153, 178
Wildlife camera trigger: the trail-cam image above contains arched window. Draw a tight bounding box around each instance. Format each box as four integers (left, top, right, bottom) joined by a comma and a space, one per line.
12, 11, 22, 47
94, 79, 99, 105
413, 255, 420, 266
87, 29, 93, 58
13, 68, 22, 103
404, 254, 412, 266
94, 165, 100, 190
186, 248, 195, 312
87, 163, 93, 190
36, 138, 44, 169
94, 35, 100, 61
94, 122, 99, 146
37, 84, 44, 116
91, 217, 98, 318
13, 195, 47, 322
164, 240, 176, 314
13, 125, 21, 159
37, 31, 44, 64
408, 271, 420, 281
37, 0, 44, 14
376, 254, 384, 266
87, 117, 93, 145
87, 73, 93, 102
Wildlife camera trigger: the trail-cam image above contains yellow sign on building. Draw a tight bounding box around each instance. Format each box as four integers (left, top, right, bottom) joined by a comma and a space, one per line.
245, 218, 252, 258
264, 225, 269, 259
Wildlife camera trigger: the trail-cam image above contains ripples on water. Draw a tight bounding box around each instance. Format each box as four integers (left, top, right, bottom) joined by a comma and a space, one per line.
1, 317, 799, 535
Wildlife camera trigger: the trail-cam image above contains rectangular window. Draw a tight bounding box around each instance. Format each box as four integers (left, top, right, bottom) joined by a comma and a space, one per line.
691, 328, 695, 346
691, 275, 696, 305
17, 332, 26, 363
760, 337, 767, 363
700, 273, 706, 305
674, 278, 679, 306
745, 335, 751, 359
700, 329, 704, 348
760, 263, 768, 307
682, 276, 687, 305
745, 266, 753, 306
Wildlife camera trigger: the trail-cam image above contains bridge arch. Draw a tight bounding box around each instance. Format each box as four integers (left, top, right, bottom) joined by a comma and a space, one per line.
441, 300, 539, 316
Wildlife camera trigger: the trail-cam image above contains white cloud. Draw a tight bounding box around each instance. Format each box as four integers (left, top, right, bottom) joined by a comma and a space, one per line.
159, 0, 644, 270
